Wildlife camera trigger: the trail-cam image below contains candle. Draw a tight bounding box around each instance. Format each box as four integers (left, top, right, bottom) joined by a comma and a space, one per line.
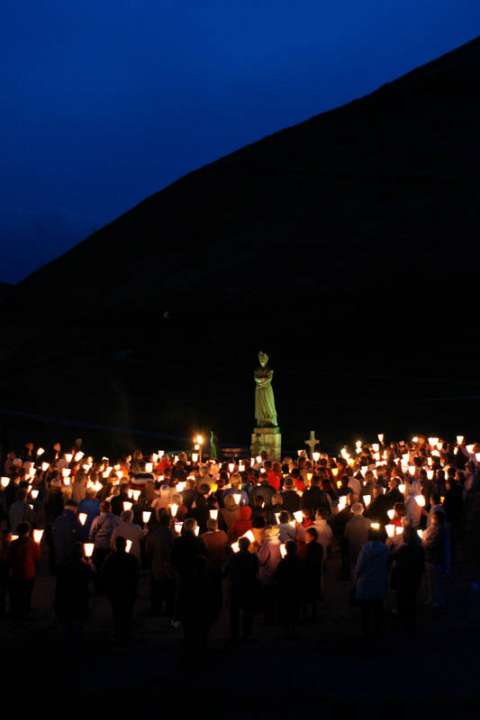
456, 436, 464, 445
280, 543, 287, 558
62, 468, 71, 478
145, 462, 153, 473
176, 482, 186, 493
399, 484, 406, 494
174, 521, 183, 534
378, 434, 384, 443
132, 490, 141, 502
242, 530, 256, 544
312, 451, 320, 463
170, 503, 179, 517
238, 463, 245, 472
233, 493, 242, 505
36, 447, 45, 456
142, 511, 152, 524
1, 477, 9, 488
125, 539, 133, 553
417, 529, 424, 540
231, 541, 240, 553
194, 526, 199, 536
338, 496, 347, 511
78, 512, 88, 526
370, 522, 381, 531
65, 453, 73, 463
209, 509, 218, 520
41, 462, 50, 472
191, 453, 198, 463
10, 534, 19, 541
415, 494, 426, 507
395, 526, 403, 536
30, 489, 39, 500
387, 509, 395, 520
428, 437, 439, 448
83, 542, 94, 558
158, 450, 165, 458
293, 511, 303, 523
33, 529, 44, 544
74, 451, 84, 462
228, 463, 235, 474
123, 501, 133, 512
385, 524, 395, 538
363, 495, 371, 506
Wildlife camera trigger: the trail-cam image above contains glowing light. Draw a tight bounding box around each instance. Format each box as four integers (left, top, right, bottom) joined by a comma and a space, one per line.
78, 512, 88, 526
280, 544, 287, 558
395, 526, 403, 536
83, 543, 94, 558
428, 437, 439, 448
42, 462, 49, 472
293, 511, 303, 523
145, 462, 153, 473
65, 453, 73, 463
174, 521, 183, 534
363, 495, 371, 506
1, 477, 10, 488
417, 529, 424, 540
36, 447, 45, 456
387, 509, 395, 520
415, 495, 426, 507
378, 434, 384, 443
126, 539, 133, 553
233, 493, 242, 505
123, 501, 133, 512
399, 484, 406, 494
170, 503, 179, 518
385, 524, 395, 538
30, 489, 39, 500
62, 468, 71, 478
74, 451, 84, 462
370, 522, 380, 531
312, 451, 320, 463
33, 529, 44, 544
191, 453, 198, 463
456, 436, 464, 445
242, 530, 255, 544
209, 509, 218, 520
142, 511, 152, 524
231, 541, 240, 553
338, 497, 347, 511
228, 463, 235, 474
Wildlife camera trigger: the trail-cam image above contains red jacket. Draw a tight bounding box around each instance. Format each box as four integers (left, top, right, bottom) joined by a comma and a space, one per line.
7, 537, 40, 580
230, 506, 253, 540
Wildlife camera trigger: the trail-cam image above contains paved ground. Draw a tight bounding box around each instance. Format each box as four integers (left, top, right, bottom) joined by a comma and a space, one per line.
3, 547, 480, 717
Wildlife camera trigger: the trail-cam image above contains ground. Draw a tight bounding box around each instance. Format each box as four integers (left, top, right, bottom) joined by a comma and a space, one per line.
2, 546, 480, 717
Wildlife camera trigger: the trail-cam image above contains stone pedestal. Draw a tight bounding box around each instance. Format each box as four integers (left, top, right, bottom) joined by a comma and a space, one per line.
251, 427, 282, 461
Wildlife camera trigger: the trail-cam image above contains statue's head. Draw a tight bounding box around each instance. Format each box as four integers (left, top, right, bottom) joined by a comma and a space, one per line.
258, 351, 269, 368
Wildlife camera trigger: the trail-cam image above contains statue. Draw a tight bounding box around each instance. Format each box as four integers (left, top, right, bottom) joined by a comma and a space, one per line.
254, 351, 278, 427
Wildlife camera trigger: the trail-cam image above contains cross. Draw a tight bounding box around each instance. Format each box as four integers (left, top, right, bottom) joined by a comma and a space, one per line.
305, 430, 319, 459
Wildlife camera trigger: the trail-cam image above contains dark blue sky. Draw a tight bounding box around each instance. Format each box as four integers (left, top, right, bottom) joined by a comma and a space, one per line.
1, 1, 479, 283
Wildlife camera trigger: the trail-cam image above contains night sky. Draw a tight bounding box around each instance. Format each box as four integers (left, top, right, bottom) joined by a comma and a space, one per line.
2, 1, 479, 283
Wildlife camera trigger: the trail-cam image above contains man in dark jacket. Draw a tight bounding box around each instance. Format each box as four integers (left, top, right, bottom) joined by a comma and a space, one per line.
391, 526, 425, 634
102, 536, 139, 644
281, 478, 301, 515
226, 536, 259, 644
145, 512, 175, 617
54, 541, 92, 645
52, 501, 83, 570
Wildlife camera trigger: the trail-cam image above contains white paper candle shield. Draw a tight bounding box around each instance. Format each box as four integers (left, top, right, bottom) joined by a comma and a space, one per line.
125, 539, 133, 553
142, 511, 152, 524
123, 501, 133, 512
209, 509, 218, 520
78, 512, 88, 526
170, 503, 179, 517
293, 511, 303, 523
84, 542, 94, 558
33, 529, 44, 543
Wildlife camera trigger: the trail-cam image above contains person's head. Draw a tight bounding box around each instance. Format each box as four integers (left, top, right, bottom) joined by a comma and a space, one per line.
159, 511, 171, 527
351, 502, 364, 516
403, 526, 419, 545
115, 536, 127, 552
305, 527, 318, 544
182, 517, 197, 535
285, 540, 297, 556
16, 488, 27, 503
283, 477, 294, 491
368, 526, 383, 542
100, 501, 111, 514
17, 521, 31, 537
65, 500, 78, 513
432, 510, 445, 528
238, 536, 250, 553
252, 516, 266, 529
224, 494, 237, 510
206, 518, 218, 532
279, 510, 290, 524
121, 510, 133, 523
372, 485, 384, 499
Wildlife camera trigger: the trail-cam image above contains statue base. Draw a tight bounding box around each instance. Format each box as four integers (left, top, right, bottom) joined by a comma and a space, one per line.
251, 427, 282, 461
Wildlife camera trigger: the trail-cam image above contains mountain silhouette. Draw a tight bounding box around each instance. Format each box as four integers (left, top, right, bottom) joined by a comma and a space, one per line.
2, 36, 480, 452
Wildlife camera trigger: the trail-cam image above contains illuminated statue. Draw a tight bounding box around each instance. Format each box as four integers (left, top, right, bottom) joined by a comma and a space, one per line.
254, 351, 278, 427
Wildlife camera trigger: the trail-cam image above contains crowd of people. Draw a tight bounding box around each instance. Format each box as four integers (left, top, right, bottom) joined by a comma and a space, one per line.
1, 433, 479, 655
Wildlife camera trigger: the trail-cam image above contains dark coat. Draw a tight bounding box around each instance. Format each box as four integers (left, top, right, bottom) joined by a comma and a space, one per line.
54, 559, 92, 621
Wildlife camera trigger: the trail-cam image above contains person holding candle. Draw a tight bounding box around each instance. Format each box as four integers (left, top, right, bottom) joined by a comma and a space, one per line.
353, 526, 389, 639
102, 536, 139, 645
302, 527, 324, 622
52, 500, 83, 570
390, 526, 425, 635
89, 501, 120, 584
54, 541, 92, 646
6, 521, 41, 620
274, 540, 303, 636
422, 510, 450, 610
111, 510, 143, 561
145, 511, 175, 618
344, 503, 371, 576
226, 535, 259, 645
